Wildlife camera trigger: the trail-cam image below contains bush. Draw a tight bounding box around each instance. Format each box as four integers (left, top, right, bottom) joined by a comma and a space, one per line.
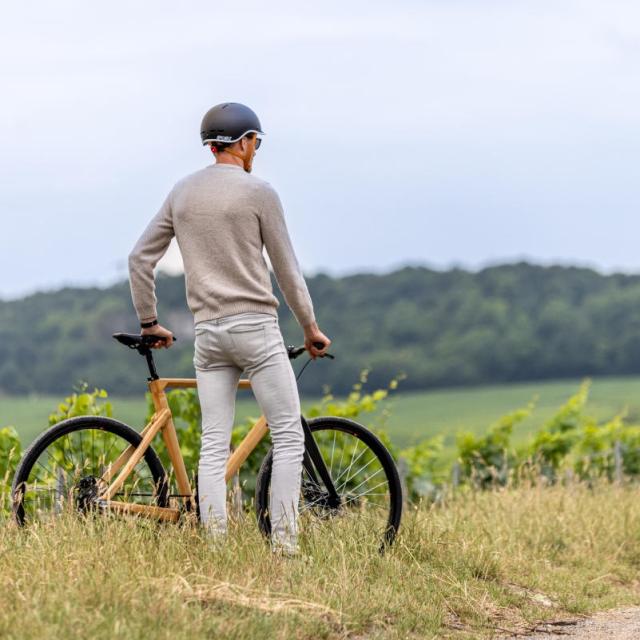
528, 380, 589, 481
48, 383, 113, 426
456, 401, 534, 488
0, 426, 21, 513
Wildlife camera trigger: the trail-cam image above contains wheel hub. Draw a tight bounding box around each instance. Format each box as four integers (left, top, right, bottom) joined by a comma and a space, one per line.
75, 476, 100, 513
301, 480, 342, 515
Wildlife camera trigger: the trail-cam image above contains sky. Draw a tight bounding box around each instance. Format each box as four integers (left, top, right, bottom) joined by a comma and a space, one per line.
1, 1, 639, 298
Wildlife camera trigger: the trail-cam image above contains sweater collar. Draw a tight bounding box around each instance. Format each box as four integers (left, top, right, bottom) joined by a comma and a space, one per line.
209, 163, 244, 171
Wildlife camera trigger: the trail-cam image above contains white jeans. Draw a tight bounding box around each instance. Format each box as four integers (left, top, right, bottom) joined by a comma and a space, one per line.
193, 312, 305, 553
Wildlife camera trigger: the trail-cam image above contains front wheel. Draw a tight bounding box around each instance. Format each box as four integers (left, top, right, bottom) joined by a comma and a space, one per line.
255, 416, 403, 551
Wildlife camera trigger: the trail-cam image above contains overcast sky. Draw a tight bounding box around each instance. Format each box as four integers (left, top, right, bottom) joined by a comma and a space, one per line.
1, 1, 639, 298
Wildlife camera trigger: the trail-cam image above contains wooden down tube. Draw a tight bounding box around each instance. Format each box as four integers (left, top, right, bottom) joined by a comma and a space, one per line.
226, 416, 268, 481
100, 408, 170, 500
101, 376, 261, 518
101, 414, 163, 483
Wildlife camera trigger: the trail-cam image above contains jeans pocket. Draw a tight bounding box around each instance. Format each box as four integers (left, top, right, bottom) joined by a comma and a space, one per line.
228, 324, 267, 363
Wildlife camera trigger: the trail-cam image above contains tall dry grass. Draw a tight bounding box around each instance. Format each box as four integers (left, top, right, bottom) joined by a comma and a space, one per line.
2, 484, 640, 639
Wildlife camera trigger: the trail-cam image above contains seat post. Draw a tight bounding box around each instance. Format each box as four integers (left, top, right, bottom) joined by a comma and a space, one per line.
112, 332, 167, 381
144, 349, 159, 381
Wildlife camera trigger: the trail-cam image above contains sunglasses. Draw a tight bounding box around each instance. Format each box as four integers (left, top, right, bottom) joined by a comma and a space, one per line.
254, 136, 262, 150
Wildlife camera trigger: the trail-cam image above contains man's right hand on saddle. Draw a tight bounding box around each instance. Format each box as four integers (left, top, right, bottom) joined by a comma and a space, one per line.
303, 322, 332, 360
141, 323, 174, 348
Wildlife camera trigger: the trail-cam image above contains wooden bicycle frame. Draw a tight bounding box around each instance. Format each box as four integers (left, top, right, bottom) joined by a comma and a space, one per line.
98, 376, 267, 523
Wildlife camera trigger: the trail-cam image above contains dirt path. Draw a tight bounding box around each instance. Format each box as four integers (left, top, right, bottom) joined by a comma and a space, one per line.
510, 607, 640, 639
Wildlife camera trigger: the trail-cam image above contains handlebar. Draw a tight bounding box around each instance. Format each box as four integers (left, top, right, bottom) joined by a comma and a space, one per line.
287, 341, 335, 360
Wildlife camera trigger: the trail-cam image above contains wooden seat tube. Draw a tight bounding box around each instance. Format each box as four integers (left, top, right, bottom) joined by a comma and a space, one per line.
149, 379, 194, 509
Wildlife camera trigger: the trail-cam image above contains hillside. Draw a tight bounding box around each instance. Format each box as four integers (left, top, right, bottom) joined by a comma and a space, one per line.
2, 262, 640, 395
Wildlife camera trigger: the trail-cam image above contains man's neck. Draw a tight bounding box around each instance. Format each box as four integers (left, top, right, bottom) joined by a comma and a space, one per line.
215, 153, 244, 169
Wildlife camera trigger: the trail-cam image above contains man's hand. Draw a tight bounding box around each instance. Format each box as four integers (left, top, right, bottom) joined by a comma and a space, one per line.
141, 323, 174, 349
303, 322, 332, 360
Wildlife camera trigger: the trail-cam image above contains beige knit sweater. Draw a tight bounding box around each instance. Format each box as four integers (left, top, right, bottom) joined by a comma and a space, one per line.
128, 164, 316, 327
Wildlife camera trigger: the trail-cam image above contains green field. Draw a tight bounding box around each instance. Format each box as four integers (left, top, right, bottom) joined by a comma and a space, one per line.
376, 375, 640, 449
4, 375, 640, 452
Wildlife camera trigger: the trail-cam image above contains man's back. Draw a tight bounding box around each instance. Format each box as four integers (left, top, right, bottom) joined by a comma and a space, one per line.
129, 163, 316, 327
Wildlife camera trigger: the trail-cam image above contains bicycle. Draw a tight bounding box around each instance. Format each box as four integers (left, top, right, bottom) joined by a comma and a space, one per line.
12, 333, 403, 551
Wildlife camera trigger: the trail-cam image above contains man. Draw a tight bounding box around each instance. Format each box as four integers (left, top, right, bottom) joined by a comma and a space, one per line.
127, 102, 331, 555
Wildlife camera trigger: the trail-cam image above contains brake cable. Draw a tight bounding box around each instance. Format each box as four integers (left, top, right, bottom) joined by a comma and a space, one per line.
287, 342, 334, 382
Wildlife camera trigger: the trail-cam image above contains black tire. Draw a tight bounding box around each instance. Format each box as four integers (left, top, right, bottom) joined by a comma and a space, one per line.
12, 416, 169, 526
255, 416, 403, 551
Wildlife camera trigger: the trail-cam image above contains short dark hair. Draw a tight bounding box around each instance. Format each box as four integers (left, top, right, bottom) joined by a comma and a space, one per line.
210, 132, 255, 153
210, 141, 231, 153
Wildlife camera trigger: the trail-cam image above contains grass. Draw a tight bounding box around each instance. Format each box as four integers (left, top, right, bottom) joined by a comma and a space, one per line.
5, 375, 640, 451
2, 484, 640, 639
374, 376, 640, 449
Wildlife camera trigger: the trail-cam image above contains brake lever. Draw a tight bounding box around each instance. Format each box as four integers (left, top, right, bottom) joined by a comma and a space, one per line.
287, 345, 307, 359
287, 344, 335, 360
312, 341, 334, 359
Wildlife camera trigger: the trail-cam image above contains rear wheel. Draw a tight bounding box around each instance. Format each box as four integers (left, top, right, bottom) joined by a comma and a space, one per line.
255, 416, 403, 552
12, 416, 169, 526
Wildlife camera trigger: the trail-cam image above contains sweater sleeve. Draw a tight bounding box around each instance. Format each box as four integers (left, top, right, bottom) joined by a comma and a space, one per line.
259, 185, 316, 328
128, 191, 175, 322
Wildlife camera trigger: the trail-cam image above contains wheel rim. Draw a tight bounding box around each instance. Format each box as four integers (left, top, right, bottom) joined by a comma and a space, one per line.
14, 426, 165, 524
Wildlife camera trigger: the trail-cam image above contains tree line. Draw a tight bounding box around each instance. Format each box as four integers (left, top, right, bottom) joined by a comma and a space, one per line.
2, 261, 640, 395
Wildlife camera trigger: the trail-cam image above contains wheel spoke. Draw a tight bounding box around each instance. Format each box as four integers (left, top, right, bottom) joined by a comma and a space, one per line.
344, 479, 389, 501
333, 443, 369, 487
328, 430, 337, 476
340, 466, 385, 496
336, 454, 380, 494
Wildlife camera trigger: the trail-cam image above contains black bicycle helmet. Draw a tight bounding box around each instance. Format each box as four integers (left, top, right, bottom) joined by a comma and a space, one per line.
200, 102, 264, 145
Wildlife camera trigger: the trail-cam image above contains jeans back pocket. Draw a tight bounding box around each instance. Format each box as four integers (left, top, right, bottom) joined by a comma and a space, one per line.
227, 323, 267, 365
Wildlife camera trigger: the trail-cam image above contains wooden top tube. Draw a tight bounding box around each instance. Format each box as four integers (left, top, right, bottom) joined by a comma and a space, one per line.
150, 378, 251, 391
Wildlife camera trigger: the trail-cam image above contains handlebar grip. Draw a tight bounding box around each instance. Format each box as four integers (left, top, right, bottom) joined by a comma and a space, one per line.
312, 341, 325, 350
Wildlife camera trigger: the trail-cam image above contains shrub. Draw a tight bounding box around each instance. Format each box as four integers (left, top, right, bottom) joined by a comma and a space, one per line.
456, 401, 535, 488
48, 383, 113, 426
528, 380, 590, 481
0, 426, 21, 513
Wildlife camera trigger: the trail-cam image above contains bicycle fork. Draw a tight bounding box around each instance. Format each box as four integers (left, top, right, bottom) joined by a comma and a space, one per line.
301, 416, 341, 509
